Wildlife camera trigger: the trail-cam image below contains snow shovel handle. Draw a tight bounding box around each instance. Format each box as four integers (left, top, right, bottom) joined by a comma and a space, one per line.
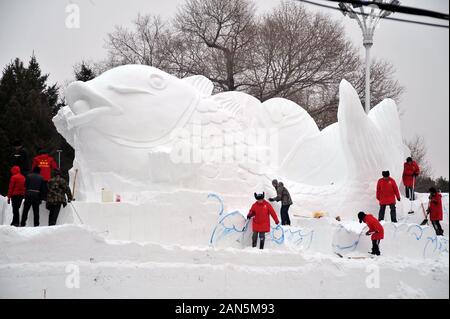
69, 202, 84, 225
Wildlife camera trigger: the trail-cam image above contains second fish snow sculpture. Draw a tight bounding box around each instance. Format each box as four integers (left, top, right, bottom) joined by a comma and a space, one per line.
53, 65, 408, 218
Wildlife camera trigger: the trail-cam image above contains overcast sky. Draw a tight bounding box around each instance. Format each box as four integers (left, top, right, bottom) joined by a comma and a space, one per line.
0, 0, 448, 178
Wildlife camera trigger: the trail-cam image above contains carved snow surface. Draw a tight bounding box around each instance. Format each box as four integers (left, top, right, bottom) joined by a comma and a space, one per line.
53, 65, 408, 218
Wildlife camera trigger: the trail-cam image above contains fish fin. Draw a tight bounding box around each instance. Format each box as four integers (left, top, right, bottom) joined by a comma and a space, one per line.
262, 98, 315, 126
182, 75, 214, 97
211, 93, 243, 118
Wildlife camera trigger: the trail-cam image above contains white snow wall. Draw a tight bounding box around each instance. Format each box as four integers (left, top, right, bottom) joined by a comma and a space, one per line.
2, 194, 447, 260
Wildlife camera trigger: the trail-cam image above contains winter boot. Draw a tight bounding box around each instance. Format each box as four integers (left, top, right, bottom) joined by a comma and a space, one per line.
391, 214, 398, 223
252, 232, 258, 248
259, 238, 265, 250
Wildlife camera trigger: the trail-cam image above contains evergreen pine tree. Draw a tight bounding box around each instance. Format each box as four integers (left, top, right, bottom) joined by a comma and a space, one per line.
74, 62, 96, 82
435, 177, 449, 193
0, 55, 74, 194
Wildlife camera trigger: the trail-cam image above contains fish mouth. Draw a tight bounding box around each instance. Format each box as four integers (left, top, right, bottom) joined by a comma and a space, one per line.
65, 81, 123, 129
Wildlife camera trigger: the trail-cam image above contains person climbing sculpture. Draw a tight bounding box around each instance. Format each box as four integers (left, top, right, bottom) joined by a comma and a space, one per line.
376, 171, 401, 223
402, 157, 420, 201
269, 179, 293, 226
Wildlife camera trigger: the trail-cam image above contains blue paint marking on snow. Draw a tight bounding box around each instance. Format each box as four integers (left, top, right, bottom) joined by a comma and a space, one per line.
332, 221, 447, 258
423, 235, 449, 258
280, 227, 315, 249
423, 236, 438, 258
208, 193, 224, 216
239, 218, 252, 244
406, 224, 424, 240
332, 224, 366, 252
209, 209, 290, 247
392, 223, 424, 240
270, 224, 285, 245
209, 210, 246, 245
208, 194, 314, 249
439, 237, 449, 254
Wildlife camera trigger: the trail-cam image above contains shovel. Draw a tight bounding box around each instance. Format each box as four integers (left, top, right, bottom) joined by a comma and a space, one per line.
420, 203, 429, 226
69, 201, 84, 224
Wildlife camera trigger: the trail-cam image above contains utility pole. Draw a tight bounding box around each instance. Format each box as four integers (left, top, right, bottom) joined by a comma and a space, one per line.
339, 0, 400, 113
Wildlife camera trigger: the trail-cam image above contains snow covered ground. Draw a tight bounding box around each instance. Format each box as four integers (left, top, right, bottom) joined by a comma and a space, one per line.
0, 193, 448, 299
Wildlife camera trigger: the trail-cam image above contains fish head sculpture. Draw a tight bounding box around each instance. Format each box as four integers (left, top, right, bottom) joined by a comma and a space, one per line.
64, 65, 209, 146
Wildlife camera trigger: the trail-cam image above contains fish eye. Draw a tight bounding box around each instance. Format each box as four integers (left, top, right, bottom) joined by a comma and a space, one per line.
149, 74, 167, 90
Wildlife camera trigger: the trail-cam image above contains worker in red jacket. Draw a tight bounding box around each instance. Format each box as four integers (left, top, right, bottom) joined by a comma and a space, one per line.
32, 148, 58, 200
7, 166, 26, 227
247, 192, 280, 249
427, 187, 444, 236
358, 211, 384, 256
402, 157, 420, 200
376, 170, 401, 223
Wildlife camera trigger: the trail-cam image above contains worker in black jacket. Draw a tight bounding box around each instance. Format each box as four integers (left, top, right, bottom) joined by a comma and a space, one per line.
20, 167, 45, 227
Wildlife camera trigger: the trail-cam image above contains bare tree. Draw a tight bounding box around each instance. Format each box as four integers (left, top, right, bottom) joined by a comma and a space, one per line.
243, 2, 403, 128
406, 135, 433, 180
172, 0, 256, 91
367, 60, 404, 108
98, 0, 403, 129
301, 60, 404, 128
246, 3, 359, 101
349, 59, 405, 114
104, 14, 170, 69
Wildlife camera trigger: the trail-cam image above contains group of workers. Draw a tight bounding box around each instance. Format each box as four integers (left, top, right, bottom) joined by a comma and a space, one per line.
6, 140, 73, 227
246, 157, 444, 255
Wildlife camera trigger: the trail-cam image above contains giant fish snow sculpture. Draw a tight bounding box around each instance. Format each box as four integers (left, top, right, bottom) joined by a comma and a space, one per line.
53, 65, 409, 218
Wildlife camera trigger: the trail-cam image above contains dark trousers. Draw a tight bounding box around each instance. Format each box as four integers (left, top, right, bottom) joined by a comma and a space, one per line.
280, 205, 291, 226
371, 240, 381, 255
378, 204, 397, 222
40, 181, 48, 201
21, 192, 41, 226
48, 203, 62, 226
431, 220, 444, 236
405, 186, 415, 200
252, 232, 266, 249
11, 195, 24, 226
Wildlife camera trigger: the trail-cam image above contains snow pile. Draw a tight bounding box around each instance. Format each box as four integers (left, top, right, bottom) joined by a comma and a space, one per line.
0, 190, 448, 298
0, 224, 448, 299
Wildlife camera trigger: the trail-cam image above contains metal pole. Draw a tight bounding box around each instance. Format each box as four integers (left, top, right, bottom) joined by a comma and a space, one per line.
364, 43, 372, 113
339, 1, 400, 113
57, 149, 62, 168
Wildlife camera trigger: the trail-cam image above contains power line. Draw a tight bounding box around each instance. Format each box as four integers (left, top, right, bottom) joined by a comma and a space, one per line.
297, 0, 449, 29
327, 0, 449, 21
